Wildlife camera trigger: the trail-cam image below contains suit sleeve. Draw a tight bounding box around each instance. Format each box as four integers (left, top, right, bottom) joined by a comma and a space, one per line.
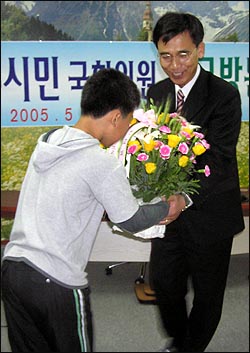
191, 86, 242, 208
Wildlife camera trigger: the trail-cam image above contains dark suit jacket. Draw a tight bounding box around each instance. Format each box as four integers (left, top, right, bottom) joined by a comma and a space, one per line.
147, 66, 245, 244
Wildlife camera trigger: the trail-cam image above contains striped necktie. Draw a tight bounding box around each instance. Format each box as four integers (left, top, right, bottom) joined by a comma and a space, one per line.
176, 89, 185, 114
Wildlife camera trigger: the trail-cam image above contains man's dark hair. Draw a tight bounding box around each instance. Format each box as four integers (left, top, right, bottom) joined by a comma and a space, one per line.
80, 68, 141, 118
153, 12, 204, 48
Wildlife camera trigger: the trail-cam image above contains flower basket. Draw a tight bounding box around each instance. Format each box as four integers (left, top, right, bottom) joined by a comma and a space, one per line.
109, 99, 210, 239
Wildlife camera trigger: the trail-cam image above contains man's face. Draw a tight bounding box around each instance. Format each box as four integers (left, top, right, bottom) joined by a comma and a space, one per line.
157, 31, 205, 87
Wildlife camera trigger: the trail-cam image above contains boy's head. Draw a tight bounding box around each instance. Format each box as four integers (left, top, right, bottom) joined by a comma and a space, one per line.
78, 68, 141, 147
80, 68, 140, 118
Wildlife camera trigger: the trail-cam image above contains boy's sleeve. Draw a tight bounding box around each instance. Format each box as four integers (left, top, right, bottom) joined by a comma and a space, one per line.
114, 201, 169, 233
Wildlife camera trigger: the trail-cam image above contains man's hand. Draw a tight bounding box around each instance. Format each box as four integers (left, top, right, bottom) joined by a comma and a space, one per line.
159, 194, 186, 225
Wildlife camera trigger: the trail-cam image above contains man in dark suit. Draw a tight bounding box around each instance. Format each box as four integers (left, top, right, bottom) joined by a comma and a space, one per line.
147, 12, 245, 352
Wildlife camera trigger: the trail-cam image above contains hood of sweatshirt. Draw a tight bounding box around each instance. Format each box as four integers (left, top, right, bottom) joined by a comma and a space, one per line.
33, 125, 99, 173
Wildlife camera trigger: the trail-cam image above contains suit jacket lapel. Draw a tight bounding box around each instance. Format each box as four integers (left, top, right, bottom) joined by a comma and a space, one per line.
183, 68, 209, 123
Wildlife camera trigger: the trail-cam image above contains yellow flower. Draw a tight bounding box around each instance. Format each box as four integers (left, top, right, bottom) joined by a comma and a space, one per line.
168, 134, 181, 148
143, 139, 155, 152
157, 113, 163, 124
182, 127, 194, 137
164, 113, 171, 124
157, 112, 171, 125
145, 162, 157, 174
128, 140, 140, 147
179, 155, 189, 167
192, 143, 206, 156
130, 118, 138, 126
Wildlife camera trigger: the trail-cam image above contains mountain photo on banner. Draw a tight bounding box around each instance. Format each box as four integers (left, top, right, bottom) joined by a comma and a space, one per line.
1, 1, 249, 41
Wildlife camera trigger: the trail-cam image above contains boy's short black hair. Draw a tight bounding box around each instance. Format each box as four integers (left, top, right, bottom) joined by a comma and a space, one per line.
80, 68, 141, 118
153, 12, 204, 48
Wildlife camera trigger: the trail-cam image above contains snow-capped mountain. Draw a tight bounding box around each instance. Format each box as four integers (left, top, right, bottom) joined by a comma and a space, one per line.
3, 1, 249, 42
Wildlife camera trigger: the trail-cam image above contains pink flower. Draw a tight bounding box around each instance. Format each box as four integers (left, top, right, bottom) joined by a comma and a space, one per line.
133, 108, 157, 127
190, 153, 196, 163
197, 165, 211, 176
137, 153, 149, 162
133, 109, 145, 121
127, 145, 138, 154
180, 119, 188, 127
193, 131, 204, 139
160, 144, 171, 159
159, 125, 171, 134
180, 131, 192, 139
204, 165, 210, 177
154, 140, 164, 150
201, 139, 210, 149
178, 142, 189, 155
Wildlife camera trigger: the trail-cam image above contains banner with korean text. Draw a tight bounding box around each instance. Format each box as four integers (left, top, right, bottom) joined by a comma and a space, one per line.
1, 41, 249, 127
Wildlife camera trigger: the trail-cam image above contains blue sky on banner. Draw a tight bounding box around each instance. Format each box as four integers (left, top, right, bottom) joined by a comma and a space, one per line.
1, 41, 249, 127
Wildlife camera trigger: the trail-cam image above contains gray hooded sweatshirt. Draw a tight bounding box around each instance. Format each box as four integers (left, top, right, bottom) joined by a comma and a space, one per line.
3, 126, 168, 288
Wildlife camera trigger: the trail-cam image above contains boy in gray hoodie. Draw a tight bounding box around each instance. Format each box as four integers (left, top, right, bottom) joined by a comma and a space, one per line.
2, 68, 186, 352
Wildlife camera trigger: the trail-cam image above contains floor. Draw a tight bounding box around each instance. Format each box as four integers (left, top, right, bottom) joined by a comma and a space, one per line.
1, 254, 249, 352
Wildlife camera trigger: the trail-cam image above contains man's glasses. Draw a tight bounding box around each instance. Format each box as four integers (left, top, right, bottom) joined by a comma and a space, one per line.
158, 48, 197, 64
